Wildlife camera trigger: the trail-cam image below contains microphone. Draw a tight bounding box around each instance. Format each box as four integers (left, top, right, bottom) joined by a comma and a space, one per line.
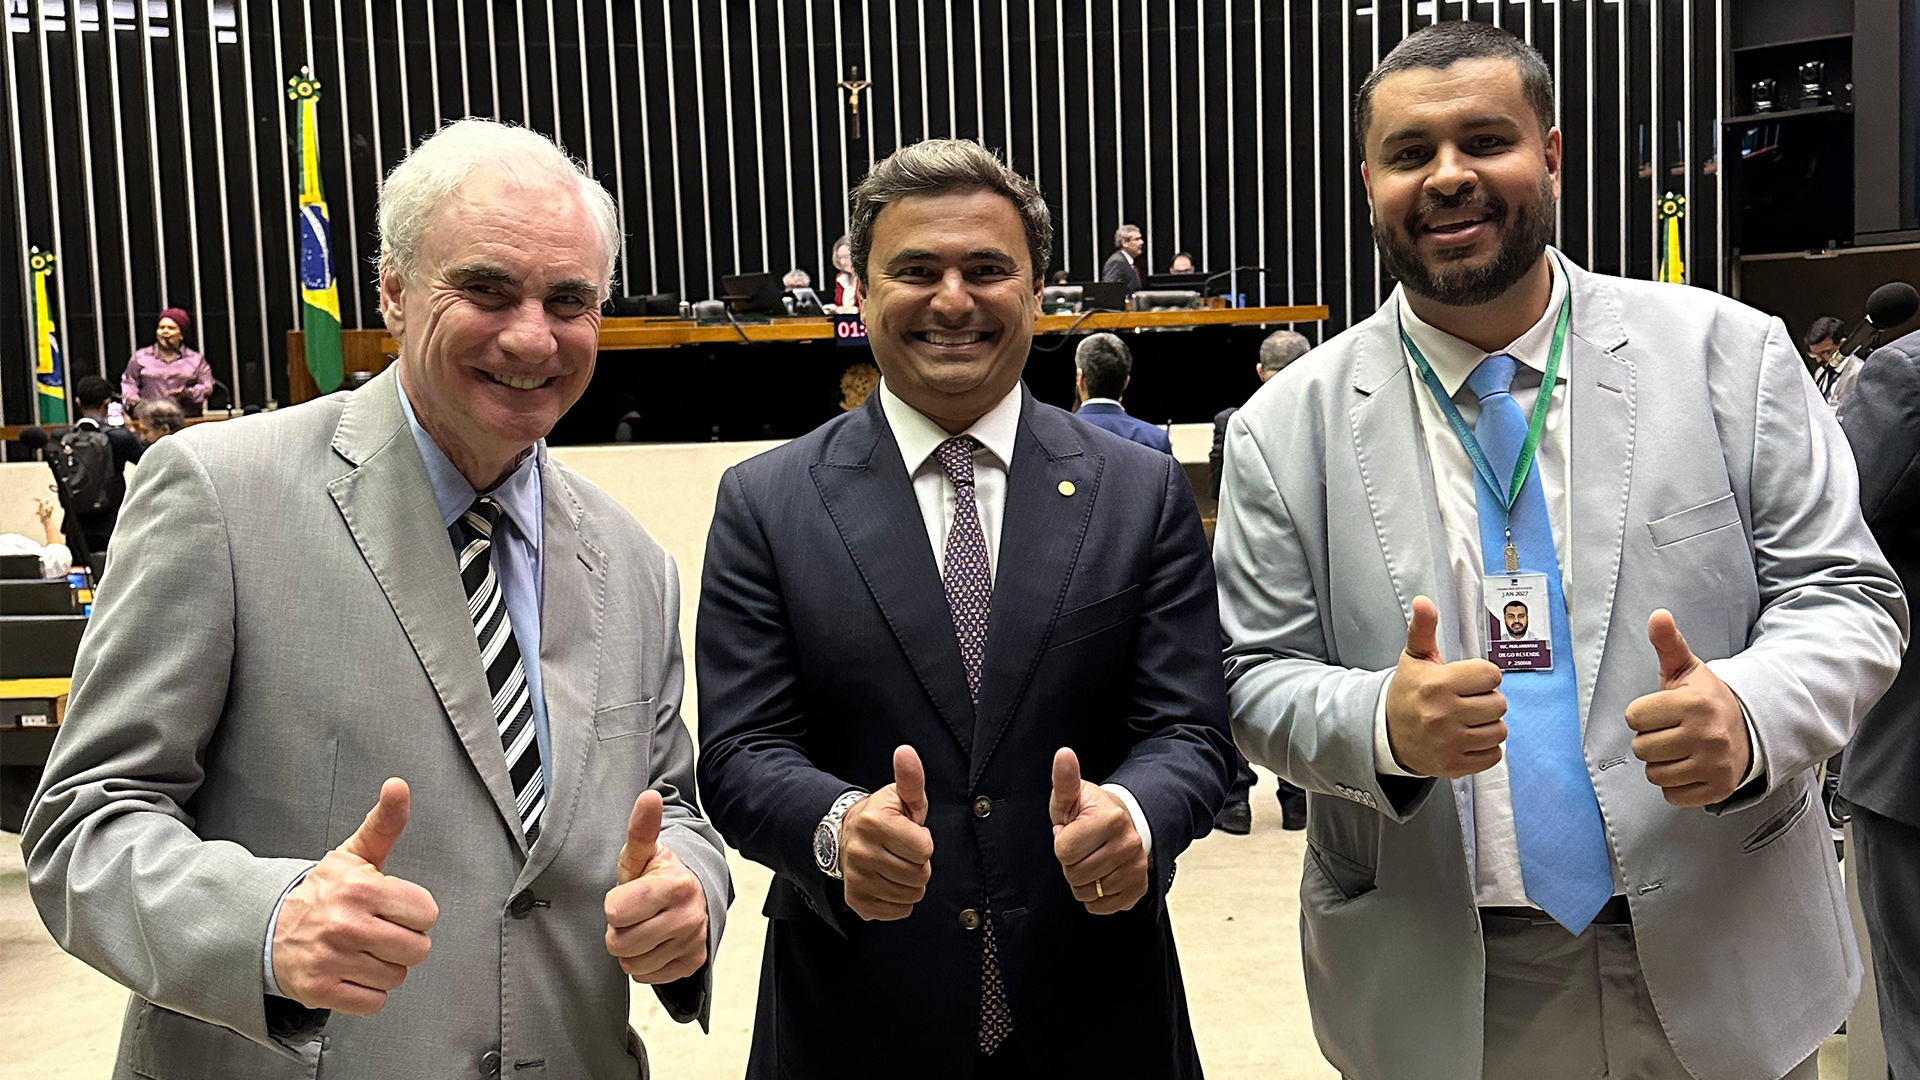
1838, 281, 1920, 358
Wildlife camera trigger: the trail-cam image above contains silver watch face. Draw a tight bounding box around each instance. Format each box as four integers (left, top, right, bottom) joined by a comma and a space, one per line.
813, 819, 837, 872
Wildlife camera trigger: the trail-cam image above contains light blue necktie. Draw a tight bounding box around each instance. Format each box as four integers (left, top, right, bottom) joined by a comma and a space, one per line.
1465, 353, 1614, 935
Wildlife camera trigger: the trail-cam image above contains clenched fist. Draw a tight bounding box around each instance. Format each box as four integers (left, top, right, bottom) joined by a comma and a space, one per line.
271, 778, 440, 1014
1384, 597, 1509, 778
841, 745, 934, 922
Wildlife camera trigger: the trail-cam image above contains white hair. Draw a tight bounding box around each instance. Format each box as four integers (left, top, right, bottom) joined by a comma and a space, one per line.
377, 118, 621, 298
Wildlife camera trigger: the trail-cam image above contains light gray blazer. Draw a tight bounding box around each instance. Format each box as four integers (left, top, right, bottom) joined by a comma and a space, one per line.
1215, 253, 1907, 1080
21, 367, 731, 1080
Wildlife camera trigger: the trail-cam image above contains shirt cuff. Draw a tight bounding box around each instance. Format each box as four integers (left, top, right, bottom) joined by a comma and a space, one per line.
1101, 783, 1153, 859
263, 869, 311, 999
1737, 696, 1765, 788
1374, 674, 1420, 778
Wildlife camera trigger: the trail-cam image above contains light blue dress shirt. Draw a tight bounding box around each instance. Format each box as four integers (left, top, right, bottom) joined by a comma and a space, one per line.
266, 383, 552, 998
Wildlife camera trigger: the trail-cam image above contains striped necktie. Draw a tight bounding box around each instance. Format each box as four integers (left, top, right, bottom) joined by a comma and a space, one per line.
449, 498, 546, 845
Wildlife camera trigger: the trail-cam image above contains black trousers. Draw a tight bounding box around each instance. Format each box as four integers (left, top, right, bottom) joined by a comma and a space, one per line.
1853, 803, 1920, 1080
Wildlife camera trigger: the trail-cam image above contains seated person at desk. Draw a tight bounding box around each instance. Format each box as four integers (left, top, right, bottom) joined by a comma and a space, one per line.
131, 399, 187, 445
122, 307, 214, 417
829, 235, 859, 313
782, 268, 812, 290
0, 495, 74, 579
1073, 332, 1172, 453
1169, 252, 1195, 275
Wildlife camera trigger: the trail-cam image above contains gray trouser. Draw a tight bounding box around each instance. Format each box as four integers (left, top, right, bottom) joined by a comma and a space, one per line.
1853, 803, 1920, 1079
1480, 909, 1821, 1080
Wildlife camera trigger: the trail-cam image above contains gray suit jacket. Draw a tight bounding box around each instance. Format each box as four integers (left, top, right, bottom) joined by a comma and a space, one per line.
1215, 253, 1907, 1080
21, 368, 731, 1079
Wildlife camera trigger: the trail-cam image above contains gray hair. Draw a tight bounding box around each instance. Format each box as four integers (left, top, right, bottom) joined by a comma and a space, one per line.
134, 398, 187, 438
1113, 224, 1141, 249
378, 118, 621, 298
1074, 332, 1133, 400
849, 139, 1053, 284
1259, 330, 1313, 374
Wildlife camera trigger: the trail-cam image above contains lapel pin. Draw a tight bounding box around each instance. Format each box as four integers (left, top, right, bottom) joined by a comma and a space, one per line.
1058, 481, 1076, 497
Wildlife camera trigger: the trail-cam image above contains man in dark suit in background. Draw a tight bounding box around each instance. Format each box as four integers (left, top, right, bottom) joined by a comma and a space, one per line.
1838, 326, 1920, 1079
1208, 329, 1313, 834
60, 375, 146, 559
1072, 332, 1172, 453
697, 138, 1233, 1080
1101, 223, 1145, 297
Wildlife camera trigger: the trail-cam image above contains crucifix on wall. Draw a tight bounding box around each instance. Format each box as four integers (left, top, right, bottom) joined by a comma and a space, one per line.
838, 66, 872, 141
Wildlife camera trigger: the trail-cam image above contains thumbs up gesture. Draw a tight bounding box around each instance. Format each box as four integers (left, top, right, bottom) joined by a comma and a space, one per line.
604, 790, 710, 984
1383, 597, 1510, 778
270, 778, 440, 1013
1050, 748, 1148, 914
840, 745, 935, 922
1625, 610, 1752, 807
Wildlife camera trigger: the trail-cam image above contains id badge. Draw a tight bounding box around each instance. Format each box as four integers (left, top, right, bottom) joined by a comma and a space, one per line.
1484, 573, 1553, 671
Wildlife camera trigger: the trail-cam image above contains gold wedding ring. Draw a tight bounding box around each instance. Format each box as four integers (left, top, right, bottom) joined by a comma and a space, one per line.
1095, 880, 1105, 899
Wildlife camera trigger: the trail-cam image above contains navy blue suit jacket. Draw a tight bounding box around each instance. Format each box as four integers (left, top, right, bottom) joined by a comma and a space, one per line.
696, 383, 1231, 1080
1075, 400, 1173, 454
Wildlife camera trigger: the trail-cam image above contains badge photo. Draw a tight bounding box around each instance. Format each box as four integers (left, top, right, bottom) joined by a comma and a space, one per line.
1484, 573, 1553, 671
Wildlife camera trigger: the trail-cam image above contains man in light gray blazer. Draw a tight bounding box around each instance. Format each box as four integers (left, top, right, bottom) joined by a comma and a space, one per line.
21, 119, 730, 1078
1215, 23, 1906, 1080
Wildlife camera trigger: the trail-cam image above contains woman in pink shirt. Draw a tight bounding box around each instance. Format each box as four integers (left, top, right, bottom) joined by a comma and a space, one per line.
121, 307, 214, 417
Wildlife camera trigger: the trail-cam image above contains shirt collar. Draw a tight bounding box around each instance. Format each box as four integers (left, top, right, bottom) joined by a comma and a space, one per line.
1395, 251, 1570, 399
1079, 397, 1124, 410
395, 376, 543, 538
878, 378, 1022, 477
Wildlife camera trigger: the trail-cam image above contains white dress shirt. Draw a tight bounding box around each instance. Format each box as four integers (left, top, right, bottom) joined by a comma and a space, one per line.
1372, 255, 1758, 907
877, 380, 1152, 855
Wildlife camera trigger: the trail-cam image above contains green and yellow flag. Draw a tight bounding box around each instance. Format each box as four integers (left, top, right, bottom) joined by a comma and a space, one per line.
1658, 193, 1686, 284
31, 247, 66, 425
289, 68, 343, 393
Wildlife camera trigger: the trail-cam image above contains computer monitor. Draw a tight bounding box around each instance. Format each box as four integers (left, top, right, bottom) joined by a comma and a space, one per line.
601, 292, 681, 317
720, 272, 787, 317
1070, 281, 1129, 311
786, 287, 827, 316
1142, 273, 1208, 291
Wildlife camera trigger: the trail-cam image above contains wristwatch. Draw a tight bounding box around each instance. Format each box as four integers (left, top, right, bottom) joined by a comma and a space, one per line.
813, 789, 868, 880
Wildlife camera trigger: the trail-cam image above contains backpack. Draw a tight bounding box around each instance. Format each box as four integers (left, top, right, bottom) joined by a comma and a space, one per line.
54, 424, 121, 515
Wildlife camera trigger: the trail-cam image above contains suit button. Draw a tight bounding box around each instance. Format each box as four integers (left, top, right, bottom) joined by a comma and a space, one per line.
973, 796, 992, 819
959, 908, 982, 931
508, 890, 536, 918
479, 1050, 501, 1075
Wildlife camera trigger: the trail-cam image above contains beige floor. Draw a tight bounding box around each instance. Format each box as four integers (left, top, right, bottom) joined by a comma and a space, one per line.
0, 773, 1844, 1079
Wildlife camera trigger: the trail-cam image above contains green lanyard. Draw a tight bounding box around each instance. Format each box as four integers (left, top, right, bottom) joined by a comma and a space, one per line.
1399, 289, 1570, 514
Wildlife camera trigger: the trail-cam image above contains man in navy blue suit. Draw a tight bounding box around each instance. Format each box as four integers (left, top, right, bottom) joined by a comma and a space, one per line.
1071, 332, 1173, 453
696, 138, 1232, 1080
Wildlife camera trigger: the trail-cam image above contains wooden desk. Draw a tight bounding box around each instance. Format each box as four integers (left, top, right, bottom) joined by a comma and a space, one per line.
283, 305, 1329, 405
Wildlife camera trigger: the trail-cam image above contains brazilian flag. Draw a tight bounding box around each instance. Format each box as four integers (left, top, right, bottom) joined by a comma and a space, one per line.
289, 69, 343, 394
31, 247, 65, 425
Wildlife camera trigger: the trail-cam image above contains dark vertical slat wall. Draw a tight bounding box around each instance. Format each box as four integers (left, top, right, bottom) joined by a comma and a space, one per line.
3, 0, 1727, 422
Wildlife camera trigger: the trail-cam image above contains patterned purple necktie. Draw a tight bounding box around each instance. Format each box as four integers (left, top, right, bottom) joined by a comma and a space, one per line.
931, 435, 1012, 1054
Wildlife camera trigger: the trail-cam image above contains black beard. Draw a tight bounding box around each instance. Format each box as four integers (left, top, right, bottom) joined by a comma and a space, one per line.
1375, 177, 1557, 308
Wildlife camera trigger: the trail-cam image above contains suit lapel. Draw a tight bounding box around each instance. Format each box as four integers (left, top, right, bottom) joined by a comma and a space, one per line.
325, 369, 526, 841
522, 456, 608, 877
812, 395, 978, 752
1563, 263, 1637, 731
971, 392, 1100, 780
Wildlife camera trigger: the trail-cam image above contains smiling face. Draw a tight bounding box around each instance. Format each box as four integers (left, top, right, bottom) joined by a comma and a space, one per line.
856, 188, 1042, 433
155, 317, 183, 351
381, 172, 605, 489
1362, 57, 1560, 308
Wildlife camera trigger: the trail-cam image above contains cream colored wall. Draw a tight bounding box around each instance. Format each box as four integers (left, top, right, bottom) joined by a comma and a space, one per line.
0, 461, 68, 542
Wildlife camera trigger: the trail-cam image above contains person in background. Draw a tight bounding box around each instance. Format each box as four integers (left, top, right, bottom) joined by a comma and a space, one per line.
1805, 315, 1861, 409
131, 399, 187, 445
830, 234, 860, 312
122, 307, 215, 417
1102, 224, 1145, 296
782, 268, 812, 290
0, 493, 74, 580
60, 375, 146, 559
1168, 252, 1196, 275
1071, 332, 1172, 453
1208, 328, 1314, 835
1837, 326, 1920, 1080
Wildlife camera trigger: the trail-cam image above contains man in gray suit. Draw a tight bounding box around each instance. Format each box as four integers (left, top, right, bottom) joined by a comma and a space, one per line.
21, 119, 731, 1078
1215, 23, 1906, 1080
